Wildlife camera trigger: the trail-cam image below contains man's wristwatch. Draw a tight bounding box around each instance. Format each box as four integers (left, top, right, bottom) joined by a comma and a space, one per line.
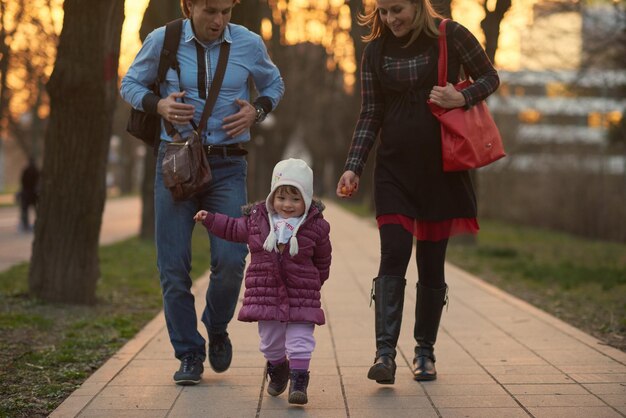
254, 104, 267, 123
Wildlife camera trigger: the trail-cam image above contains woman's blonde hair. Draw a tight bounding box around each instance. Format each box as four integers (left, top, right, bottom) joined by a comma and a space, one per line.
359, 0, 442, 46
180, 0, 240, 19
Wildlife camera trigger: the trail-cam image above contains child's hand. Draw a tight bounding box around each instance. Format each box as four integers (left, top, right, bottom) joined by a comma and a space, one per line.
194, 210, 208, 223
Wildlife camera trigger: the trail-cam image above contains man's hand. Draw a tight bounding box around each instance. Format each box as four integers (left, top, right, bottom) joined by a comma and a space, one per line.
157, 91, 195, 125
222, 99, 256, 138
429, 83, 466, 109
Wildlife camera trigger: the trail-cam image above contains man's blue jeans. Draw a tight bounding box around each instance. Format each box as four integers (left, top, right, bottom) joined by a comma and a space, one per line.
155, 141, 248, 360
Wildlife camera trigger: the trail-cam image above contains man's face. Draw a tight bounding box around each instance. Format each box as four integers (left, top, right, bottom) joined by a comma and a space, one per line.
187, 0, 234, 42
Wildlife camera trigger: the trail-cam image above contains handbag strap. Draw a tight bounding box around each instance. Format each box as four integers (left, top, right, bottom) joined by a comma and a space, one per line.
165, 41, 231, 140
436, 19, 450, 87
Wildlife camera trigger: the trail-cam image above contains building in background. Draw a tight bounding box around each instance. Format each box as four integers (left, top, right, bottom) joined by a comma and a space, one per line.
488, 0, 625, 174
480, 0, 626, 242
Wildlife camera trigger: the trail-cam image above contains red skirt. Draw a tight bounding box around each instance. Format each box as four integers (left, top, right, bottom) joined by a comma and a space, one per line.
377, 214, 479, 242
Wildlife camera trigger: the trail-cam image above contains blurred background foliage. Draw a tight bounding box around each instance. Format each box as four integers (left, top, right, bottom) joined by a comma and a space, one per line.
1, 0, 624, 243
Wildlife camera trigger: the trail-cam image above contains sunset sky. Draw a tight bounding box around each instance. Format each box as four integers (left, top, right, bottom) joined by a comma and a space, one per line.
118, 0, 554, 79
119, 1, 151, 78
4, 0, 585, 120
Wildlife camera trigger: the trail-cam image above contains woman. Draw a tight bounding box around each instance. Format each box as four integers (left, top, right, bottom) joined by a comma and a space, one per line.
336, 0, 499, 384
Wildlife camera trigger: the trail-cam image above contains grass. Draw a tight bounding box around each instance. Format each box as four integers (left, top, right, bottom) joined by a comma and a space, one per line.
446, 219, 626, 351
0, 227, 212, 418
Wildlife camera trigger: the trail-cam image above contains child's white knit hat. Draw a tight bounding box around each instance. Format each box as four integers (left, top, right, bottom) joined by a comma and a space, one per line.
263, 158, 313, 256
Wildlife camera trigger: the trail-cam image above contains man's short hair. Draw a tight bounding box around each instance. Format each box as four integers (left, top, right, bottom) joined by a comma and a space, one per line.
180, 0, 240, 18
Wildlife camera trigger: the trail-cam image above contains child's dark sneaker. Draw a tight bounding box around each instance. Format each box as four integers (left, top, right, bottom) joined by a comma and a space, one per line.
288, 369, 310, 405
173, 352, 204, 385
266, 360, 290, 396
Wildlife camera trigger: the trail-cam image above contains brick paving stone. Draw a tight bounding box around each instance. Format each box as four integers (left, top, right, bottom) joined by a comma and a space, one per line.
583, 383, 626, 395
78, 410, 168, 418
504, 383, 589, 395
528, 406, 623, 418
438, 408, 531, 418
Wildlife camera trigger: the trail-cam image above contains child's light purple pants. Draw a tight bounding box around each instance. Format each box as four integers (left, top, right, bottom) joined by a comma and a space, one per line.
258, 321, 316, 370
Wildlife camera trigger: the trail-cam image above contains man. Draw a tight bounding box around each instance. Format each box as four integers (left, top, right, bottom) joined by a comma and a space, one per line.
120, 0, 284, 385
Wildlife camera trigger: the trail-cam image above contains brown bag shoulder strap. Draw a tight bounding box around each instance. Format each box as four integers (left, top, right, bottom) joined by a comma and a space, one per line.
165, 41, 231, 140
196, 41, 230, 137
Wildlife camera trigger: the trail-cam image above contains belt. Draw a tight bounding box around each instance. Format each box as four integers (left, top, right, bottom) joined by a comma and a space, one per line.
205, 144, 248, 157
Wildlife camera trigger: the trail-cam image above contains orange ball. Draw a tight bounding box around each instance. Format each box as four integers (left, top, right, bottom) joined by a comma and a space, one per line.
341, 185, 354, 195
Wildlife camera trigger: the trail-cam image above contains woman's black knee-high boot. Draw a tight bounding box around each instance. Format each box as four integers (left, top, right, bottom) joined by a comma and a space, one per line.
412, 283, 448, 381
367, 276, 406, 385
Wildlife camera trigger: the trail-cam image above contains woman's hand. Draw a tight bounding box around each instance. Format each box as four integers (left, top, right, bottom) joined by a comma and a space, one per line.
336, 170, 359, 198
194, 210, 208, 223
429, 83, 466, 109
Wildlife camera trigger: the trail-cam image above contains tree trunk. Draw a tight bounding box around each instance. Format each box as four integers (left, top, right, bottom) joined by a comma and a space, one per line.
0, 41, 10, 135
0, 1, 25, 132
139, 151, 156, 240
231, 0, 266, 201
231, 0, 262, 33
136, 0, 183, 241
431, 0, 452, 19
111, 96, 138, 195
480, 0, 512, 65
140, 0, 182, 40
28, 0, 125, 304
348, 0, 365, 98
346, 0, 376, 209
461, 0, 510, 246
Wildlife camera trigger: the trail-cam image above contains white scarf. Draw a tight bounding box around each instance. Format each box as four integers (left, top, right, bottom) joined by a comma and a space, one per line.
271, 214, 304, 244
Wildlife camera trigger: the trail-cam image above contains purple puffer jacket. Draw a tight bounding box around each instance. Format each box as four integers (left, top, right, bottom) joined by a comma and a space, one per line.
202, 199, 332, 325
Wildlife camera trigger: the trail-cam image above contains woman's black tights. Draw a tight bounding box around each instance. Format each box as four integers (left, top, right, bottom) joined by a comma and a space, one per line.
378, 224, 448, 289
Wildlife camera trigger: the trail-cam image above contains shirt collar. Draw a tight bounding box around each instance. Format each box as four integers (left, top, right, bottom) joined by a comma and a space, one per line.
183, 19, 232, 47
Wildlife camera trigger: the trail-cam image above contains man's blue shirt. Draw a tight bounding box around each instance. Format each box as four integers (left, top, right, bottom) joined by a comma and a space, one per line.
120, 20, 284, 145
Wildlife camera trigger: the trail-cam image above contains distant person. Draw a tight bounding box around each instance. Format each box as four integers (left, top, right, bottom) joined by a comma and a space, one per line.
120, 0, 284, 385
194, 159, 332, 405
19, 158, 40, 232
336, 0, 499, 384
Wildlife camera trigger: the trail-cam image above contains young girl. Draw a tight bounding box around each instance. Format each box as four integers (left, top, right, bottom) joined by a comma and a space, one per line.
194, 158, 331, 405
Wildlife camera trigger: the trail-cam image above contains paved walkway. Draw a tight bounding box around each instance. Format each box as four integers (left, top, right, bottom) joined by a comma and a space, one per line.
0, 196, 140, 272
51, 202, 626, 418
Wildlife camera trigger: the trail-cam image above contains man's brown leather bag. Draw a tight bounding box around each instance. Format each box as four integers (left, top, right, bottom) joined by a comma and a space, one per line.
161, 42, 230, 201
162, 132, 211, 201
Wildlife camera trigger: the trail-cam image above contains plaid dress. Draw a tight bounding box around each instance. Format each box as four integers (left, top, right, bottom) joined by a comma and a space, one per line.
344, 21, 499, 240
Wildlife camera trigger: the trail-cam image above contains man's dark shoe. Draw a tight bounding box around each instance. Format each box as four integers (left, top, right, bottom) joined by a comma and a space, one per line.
288, 370, 310, 405
173, 352, 204, 385
266, 360, 290, 396
208, 332, 232, 373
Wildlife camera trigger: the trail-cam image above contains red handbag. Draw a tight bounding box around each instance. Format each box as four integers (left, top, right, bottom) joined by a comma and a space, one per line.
428, 19, 505, 172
